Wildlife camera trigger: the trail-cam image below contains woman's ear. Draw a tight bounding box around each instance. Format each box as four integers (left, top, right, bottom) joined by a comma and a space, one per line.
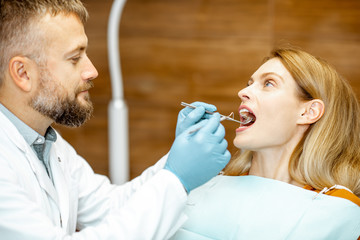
8, 56, 37, 92
297, 99, 325, 125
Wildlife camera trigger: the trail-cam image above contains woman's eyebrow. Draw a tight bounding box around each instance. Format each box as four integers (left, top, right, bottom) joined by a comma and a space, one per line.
260, 72, 284, 82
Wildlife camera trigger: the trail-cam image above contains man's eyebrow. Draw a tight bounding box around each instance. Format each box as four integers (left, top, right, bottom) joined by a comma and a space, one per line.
64, 45, 87, 57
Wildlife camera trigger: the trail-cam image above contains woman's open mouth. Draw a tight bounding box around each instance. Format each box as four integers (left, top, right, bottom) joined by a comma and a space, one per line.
239, 107, 256, 127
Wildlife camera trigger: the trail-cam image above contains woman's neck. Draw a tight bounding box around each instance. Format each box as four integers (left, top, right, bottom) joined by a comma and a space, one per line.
248, 146, 303, 187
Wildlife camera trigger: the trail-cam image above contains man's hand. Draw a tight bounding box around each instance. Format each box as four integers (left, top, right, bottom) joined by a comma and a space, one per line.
175, 102, 217, 137
165, 113, 231, 193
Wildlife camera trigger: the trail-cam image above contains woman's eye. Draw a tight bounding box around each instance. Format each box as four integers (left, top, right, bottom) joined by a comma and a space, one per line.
264, 80, 274, 87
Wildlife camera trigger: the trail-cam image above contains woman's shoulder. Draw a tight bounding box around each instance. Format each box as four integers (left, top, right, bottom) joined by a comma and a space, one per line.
304, 185, 360, 207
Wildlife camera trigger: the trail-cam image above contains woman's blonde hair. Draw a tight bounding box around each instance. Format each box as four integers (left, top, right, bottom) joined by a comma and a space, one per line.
224, 46, 360, 197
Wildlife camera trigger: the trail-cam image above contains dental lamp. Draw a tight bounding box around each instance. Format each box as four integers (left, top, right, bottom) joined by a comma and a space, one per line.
107, 0, 129, 184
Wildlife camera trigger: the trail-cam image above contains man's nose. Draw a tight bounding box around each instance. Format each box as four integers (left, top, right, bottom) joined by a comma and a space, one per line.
82, 56, 98, 81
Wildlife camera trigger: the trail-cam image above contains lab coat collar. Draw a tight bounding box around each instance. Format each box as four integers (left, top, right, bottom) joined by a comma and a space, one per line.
0, 111, 61, 216
28, 148, 60, 207
50, 147, 70, 230
0, 109, 29, 153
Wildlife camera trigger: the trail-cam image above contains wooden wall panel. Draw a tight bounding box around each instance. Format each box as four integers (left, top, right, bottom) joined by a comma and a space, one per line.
273, 0, 360, 94
55, 0, 360, 180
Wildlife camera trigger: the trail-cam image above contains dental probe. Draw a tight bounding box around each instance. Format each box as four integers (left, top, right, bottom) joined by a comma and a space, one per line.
180, 102, 242, 124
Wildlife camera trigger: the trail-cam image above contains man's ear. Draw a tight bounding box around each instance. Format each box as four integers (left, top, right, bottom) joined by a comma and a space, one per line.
297, 99, 325, 125
8, 56, 37, 92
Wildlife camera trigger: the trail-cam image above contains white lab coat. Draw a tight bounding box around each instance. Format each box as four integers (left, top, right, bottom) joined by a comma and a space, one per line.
0, 110, 187, 240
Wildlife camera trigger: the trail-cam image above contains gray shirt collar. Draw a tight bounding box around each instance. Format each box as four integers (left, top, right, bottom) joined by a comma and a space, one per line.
0, 104, 57, 145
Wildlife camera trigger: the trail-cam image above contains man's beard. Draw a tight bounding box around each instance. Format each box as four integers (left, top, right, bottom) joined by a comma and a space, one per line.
30, 67, 94, 127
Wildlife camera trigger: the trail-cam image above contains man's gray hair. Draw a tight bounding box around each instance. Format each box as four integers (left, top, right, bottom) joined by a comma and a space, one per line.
0, 0, 89, 85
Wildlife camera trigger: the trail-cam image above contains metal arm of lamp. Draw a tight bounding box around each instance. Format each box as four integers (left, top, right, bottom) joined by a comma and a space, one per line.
107, 0, 129, 185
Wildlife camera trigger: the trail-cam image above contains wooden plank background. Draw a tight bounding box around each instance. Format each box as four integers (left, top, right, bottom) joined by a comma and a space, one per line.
54, 0, 360, 179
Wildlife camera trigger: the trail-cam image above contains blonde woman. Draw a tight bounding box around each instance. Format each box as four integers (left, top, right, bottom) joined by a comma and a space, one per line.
171, 47, 360, 239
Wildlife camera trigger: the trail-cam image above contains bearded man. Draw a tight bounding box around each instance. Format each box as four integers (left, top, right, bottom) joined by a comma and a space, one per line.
0, 0, 230, 239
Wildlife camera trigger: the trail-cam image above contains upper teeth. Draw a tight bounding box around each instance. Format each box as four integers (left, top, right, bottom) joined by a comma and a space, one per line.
240, 109, 250, 114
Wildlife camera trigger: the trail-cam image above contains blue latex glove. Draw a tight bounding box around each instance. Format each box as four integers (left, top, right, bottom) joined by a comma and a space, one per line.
176, 102, 217, 137
165, 113, 231, 193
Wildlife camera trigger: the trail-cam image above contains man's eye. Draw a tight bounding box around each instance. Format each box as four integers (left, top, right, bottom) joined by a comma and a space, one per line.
71, 56, 81, 63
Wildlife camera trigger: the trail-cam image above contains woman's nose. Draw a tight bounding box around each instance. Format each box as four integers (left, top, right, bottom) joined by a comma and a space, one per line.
238, 87, 251, 102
